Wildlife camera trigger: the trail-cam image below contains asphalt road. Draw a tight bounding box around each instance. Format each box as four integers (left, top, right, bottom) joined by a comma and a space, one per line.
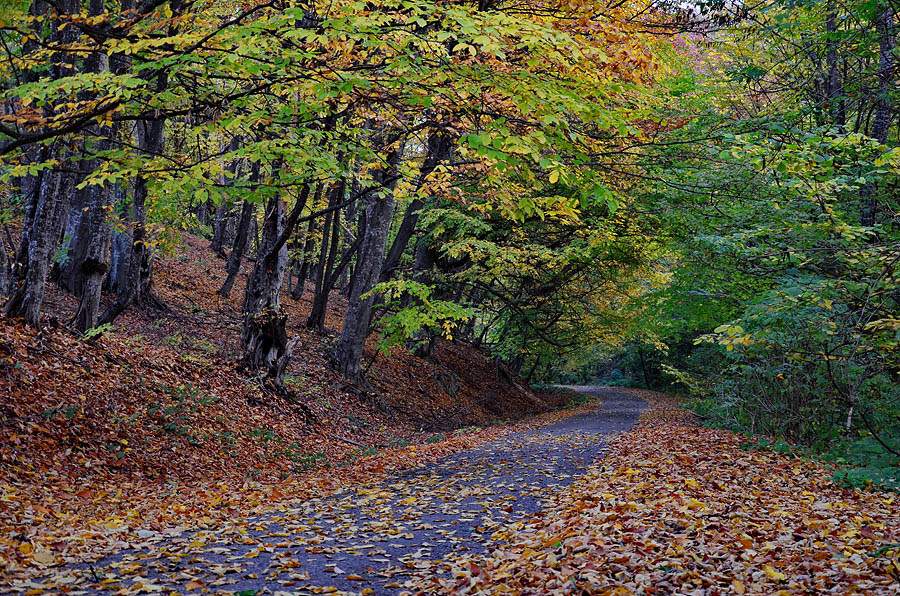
16, 387, 646, 596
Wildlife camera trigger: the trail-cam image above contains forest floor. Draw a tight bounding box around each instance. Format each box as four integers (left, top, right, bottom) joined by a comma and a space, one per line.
4, 388, 898, 595
0, 232, 571, 581
1, 234, 898, 594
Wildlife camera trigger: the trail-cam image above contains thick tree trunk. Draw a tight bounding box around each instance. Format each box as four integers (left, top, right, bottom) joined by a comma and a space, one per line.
99, 112, 165, 325
4, 169, 70, 326
334, 140, 403, 383
105, 193, 130, 294
240, 191, 289, 378
55, 166, 90, 293
11, 161, 40, 283
3, 0, 78, 326
72, 183, 112, 332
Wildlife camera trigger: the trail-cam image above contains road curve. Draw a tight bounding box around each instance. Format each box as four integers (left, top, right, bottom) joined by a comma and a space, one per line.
16, 388, 646, 596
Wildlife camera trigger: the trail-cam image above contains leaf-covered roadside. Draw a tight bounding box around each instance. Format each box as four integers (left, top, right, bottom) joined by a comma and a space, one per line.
415, 390, 899, 595
1, 232, 570, 582
0, 376, 591, 585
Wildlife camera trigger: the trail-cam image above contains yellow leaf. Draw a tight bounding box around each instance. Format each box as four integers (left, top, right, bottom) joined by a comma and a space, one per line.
346, 574, 365, 581
548, 170, 560, 184
18, 542, 33, 555
763, 564, 786, 581
732, 579, 745, 594
686, 498, 706, 510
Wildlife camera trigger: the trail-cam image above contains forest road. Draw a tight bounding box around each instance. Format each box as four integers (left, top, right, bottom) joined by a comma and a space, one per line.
56, 388, 646, 596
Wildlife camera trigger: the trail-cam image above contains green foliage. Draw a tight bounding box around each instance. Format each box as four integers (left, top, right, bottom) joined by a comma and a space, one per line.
365, 281, 473, 355
735, 433, 898, 492
80, 323, 113, 341
826, 436, 899, 491
146, 384, 217, 443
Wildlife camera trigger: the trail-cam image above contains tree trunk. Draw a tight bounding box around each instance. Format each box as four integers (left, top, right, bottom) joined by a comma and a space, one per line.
54, 164, 90, 293
218, 198, 257, 297
72, 183, 112, 332
824, 7, 845, 126
0, 227, 9, 296
4, 169, 70, 326
379, 131, 453, 282
291, 214, 318, 300
861, 4, 895, 227
307, 182, 345, 328
334, 140, 404, 383
409, 235, 438, 358
99, 112, 166, 325
3, 0, 79, 326
240, 190, 289, 378
211, 197, 231, 256
105, 191, 130, 295
59, 1, 115, 320
211, 139, 241, 256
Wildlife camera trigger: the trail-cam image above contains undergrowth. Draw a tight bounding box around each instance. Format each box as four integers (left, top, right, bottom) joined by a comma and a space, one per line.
693, 396, 899, 492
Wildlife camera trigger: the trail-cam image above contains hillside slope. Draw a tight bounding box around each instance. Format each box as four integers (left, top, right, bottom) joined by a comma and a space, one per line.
0, 233, 570, 578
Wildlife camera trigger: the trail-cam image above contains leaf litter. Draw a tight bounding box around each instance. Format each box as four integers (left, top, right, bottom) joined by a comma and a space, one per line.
410, 390, 899, 595
4, 392, 636, 595
0, 233, 566, 583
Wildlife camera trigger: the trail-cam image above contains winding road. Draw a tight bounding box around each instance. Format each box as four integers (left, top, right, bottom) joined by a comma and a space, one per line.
31, 388, 646, 595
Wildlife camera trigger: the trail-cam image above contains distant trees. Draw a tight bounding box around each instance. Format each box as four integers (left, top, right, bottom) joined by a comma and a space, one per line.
604, 0, 898, 456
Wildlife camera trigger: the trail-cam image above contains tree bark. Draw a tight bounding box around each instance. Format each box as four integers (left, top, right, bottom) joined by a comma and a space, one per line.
3, 168, 69, 326
307, 181, 345, 329
334, 139, 404, 383
408, 234, 438, 358
99, 113, 166, 325
59, 0, 115, 326
218, 198, 257, 297
105, 189, 130, 295
211, 138, 241, 255
291, 214, 318, 300
211, 197, 231, 256
240, 189, 289, 378
71, 183, 112, 332
379, 131, 453, 282
824, 6, 845, 127
861, 4, 895, 227
3, 0, 79, 326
